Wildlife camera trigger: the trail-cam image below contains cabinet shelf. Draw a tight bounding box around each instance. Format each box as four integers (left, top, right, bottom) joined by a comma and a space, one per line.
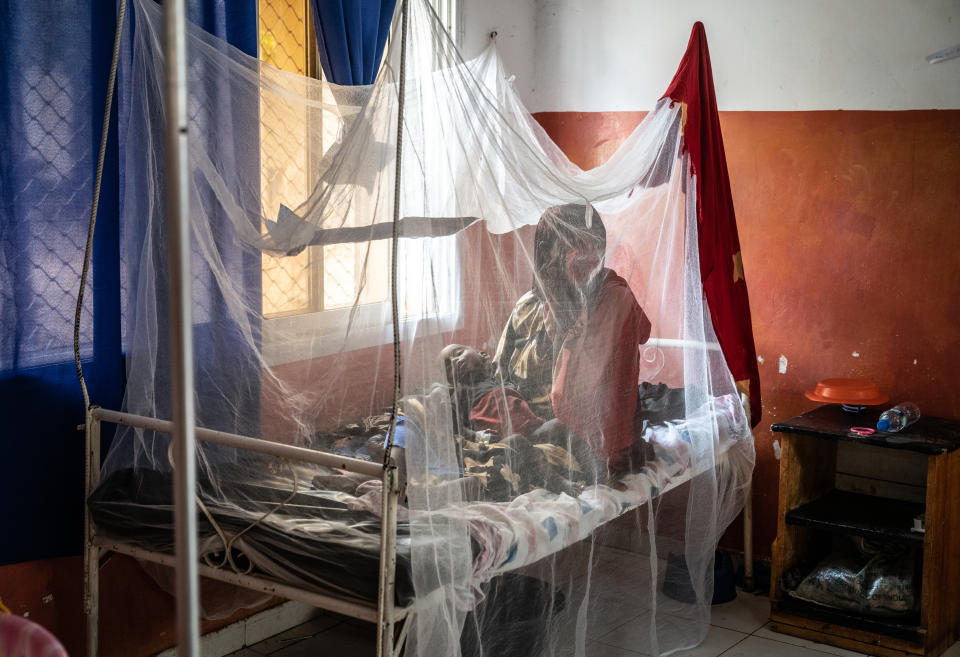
785, 489, 924, 545
776, 597, 923, 643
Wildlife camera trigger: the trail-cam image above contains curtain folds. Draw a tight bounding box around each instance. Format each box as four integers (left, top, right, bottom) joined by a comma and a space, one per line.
309, 0, 397, 85
0, 1, 123, 566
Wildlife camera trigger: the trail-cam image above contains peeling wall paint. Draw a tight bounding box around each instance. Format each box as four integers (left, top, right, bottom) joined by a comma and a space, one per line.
778, 355, 788, 374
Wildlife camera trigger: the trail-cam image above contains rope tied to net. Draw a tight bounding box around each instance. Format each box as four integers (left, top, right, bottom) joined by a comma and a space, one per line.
383, 0, 410, 472
74, 0, 127, 620
74, 0, 128, 413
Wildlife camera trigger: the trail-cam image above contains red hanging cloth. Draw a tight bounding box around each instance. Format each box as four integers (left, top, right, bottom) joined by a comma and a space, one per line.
662, 22, 762, 427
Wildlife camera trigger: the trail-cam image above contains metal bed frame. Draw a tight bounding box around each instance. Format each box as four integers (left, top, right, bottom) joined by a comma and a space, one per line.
82, 406, 413, 657
82, 401, 756, 657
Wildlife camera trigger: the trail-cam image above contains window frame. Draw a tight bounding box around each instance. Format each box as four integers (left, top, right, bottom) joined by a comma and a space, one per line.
258, 0, 463, 367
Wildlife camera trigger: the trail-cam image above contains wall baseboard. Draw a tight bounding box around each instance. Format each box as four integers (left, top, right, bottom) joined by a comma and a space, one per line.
153, 600, 323, 657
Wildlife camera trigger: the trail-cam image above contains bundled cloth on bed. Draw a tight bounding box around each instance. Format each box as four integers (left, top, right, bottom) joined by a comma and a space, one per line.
352, 393, 751, 588
466, 394, 749, 582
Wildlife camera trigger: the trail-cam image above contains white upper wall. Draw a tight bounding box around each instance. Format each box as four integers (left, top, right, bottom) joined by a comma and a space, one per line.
459, 0, 537, 100
460, 0, 960, 112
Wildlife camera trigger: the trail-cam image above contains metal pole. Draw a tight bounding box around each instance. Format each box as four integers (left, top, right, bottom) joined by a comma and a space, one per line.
743, 482, 755, 592
379, 5, 408, 649
84, 410, 102, 657
163, 0, 200, 653
90, 407, 384, 478
384, 0, 409, 465
377, 466, 401, 657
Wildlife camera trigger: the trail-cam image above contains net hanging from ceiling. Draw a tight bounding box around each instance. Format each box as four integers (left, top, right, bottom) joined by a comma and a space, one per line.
91, 0, 759, 654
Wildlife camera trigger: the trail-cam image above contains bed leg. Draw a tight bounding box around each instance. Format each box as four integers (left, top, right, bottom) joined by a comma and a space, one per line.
85, 542, 100, 657
84, 408, 102, 657
742, 481, 754, 593
377, 466, 401, 657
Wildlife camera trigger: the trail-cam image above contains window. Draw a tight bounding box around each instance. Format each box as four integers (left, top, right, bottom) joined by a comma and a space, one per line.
258, 0, 461, 363
258, 0, 318, 318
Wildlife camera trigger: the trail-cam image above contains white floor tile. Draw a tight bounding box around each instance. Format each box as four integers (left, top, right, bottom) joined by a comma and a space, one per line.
245, 616, 342, 655
583, 594, 650, 639
752, 623, 866, 657
721, 636, 865, 657
268, 621, 375, 657
709, 592, 770, 635
660, 626, 747, 657
942, 641, 960, 657
597, 621, 746, 656
584, 642, 645, 656
546, 639, 645, 657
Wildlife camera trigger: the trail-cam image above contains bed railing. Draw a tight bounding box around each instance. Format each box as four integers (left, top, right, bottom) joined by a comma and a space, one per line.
84, 406, 409, 657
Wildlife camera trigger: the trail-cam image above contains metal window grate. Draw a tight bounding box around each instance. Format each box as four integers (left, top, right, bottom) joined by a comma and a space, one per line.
257, 0, 458, 320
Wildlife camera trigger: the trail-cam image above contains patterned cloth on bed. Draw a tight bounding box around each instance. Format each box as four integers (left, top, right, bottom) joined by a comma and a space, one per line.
351, 393, 751, 588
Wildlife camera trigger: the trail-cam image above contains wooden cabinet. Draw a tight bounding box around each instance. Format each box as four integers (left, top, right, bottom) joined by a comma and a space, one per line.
769, 405, 960, 657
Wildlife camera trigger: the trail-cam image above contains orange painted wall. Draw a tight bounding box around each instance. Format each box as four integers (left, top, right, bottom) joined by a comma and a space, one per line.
534, 109, 960, 559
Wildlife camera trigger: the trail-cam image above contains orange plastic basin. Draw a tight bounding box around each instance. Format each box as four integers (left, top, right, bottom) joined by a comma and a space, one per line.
804, 378, 889, 405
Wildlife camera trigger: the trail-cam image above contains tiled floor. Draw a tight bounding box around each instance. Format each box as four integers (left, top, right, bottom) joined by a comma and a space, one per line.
227, 587, 960, 657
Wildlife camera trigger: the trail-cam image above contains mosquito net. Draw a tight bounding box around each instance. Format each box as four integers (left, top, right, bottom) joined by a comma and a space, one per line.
92, 0, 759, 655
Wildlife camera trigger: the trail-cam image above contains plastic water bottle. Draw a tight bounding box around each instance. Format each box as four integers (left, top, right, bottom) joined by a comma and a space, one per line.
876, 402, 921, 432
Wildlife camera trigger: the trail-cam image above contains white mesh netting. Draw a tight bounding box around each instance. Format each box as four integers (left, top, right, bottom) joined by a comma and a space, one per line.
90, 1, 756, 655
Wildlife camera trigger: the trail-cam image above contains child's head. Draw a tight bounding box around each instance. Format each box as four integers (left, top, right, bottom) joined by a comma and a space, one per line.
439, 344, 493, 386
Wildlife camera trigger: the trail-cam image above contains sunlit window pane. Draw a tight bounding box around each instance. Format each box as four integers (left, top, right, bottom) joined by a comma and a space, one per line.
259, 0, 312, 317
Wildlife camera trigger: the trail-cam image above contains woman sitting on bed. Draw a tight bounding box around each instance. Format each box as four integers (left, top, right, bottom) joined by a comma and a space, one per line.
512, 203, 655, 476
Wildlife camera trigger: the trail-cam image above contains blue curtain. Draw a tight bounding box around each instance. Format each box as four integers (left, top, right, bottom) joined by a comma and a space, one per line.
0, 1, 123, 566
0, 0, 258, 567
309, 0, 397, 85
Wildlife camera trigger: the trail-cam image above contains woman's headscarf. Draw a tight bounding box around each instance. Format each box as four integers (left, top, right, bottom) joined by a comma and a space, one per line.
532, 203, 607, 337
